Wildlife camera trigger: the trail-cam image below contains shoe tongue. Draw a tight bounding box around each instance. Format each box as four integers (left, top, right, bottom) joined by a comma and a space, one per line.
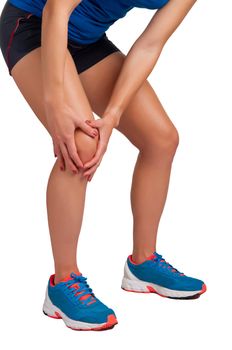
60, 271, 82, 282
146, 253, 157, 260
60, 272, 96, 305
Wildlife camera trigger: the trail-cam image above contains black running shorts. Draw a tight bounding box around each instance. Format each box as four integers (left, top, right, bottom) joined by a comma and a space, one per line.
0, 0, 121, 76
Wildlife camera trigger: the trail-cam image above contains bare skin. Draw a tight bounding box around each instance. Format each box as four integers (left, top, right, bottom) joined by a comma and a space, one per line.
9, 0, 197, 282
11, 46, 178, 281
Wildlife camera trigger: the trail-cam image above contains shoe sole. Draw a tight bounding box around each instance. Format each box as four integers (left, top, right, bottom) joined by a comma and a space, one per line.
43, 290, 118, 331
121, 277, 207, 299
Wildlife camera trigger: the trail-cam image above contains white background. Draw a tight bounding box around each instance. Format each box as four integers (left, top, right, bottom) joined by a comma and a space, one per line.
0, 0, 231, 348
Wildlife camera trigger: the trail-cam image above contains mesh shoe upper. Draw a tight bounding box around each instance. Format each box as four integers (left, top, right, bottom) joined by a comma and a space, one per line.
127, 252, 204, 291
48, 272, 115, 323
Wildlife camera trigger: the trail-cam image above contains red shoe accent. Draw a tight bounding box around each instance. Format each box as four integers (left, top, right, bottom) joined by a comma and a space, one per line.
49, 272, 82, 286
128, 253, 157, 265
67, 314, 118, 331
128, 255, 136, 264
49, 275, 56, 287
199, 283, 207, 295
146, 285, 168, 298
146, 253, 157, 260
60, 273, 82, 282
43, 311, 62, 319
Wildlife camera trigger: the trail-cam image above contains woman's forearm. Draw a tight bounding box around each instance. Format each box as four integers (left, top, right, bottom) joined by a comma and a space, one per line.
104, 40, 163, 125
105, 41, 163, 121
104, 0, 197, 126
41, 1, 81, 105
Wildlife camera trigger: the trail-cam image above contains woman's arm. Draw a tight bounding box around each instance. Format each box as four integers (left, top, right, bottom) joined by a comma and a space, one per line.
103, 0, 198, 126
41, 0, 81, 103
40, 0, 99, 173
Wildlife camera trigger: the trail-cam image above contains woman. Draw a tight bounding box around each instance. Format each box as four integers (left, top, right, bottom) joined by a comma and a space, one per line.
0, 0, 206, 331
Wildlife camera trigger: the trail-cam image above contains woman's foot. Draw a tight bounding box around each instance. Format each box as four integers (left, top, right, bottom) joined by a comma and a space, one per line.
43, 272, 118, 331
121, 252, 206, 299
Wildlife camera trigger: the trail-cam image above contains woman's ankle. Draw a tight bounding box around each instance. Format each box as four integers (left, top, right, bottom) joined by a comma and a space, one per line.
131, 249, 156, 264
54, 267, 81, 285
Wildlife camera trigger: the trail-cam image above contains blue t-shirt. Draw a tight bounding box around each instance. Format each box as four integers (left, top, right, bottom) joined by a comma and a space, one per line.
8, 0, 169, 44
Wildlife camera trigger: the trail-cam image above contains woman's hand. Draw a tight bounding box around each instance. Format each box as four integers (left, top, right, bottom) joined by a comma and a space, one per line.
44, 100, 99, 174
83, 116, 117, 181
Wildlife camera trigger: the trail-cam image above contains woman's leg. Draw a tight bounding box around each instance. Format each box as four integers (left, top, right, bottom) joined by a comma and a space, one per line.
11, 43, 178, 279
120, 85, 179, 264
78, 53, 206, 299
11, 48, 98, 283
79, 52, 179, 264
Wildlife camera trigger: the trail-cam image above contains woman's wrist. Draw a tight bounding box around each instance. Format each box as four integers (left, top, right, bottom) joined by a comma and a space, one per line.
102, 108, 122, 128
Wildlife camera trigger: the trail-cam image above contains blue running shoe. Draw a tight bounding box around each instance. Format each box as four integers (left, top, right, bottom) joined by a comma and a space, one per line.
43, 272, 118, 330
121, 252, 207, 299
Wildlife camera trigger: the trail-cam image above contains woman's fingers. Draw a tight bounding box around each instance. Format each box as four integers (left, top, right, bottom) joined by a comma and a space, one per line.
88, 173, 94, 181
83, 150, 105, 177
78, 120, 99, 138
84, 152, 104, 178
82, 118, 114, 181
83, 141, 106, 170
84, 159, 101, 177
84, 157, 101, 178
59, 142, 79, 174
54, 142, 65, 170
65, 137, 84, 169
53, 141, 59, 159
58, 147, 66, 171
85, 119, 101, 128
54, 132, 85, 173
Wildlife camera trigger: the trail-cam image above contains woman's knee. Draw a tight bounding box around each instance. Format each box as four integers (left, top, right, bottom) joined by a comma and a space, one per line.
159, 126, 179, 153
74, 128, 98, 164
142, 125, 179, 159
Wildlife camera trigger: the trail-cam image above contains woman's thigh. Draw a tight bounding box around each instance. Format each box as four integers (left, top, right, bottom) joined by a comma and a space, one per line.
11, 45, 178, 152
79, 51, 179, 152
10, 46, 97, 135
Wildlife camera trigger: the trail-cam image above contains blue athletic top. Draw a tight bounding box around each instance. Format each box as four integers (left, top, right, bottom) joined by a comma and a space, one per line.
8, 0, 169, 44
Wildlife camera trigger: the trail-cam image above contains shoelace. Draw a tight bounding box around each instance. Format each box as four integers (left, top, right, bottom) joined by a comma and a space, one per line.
64, 273, 97, 306
152, 253, 184, 276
